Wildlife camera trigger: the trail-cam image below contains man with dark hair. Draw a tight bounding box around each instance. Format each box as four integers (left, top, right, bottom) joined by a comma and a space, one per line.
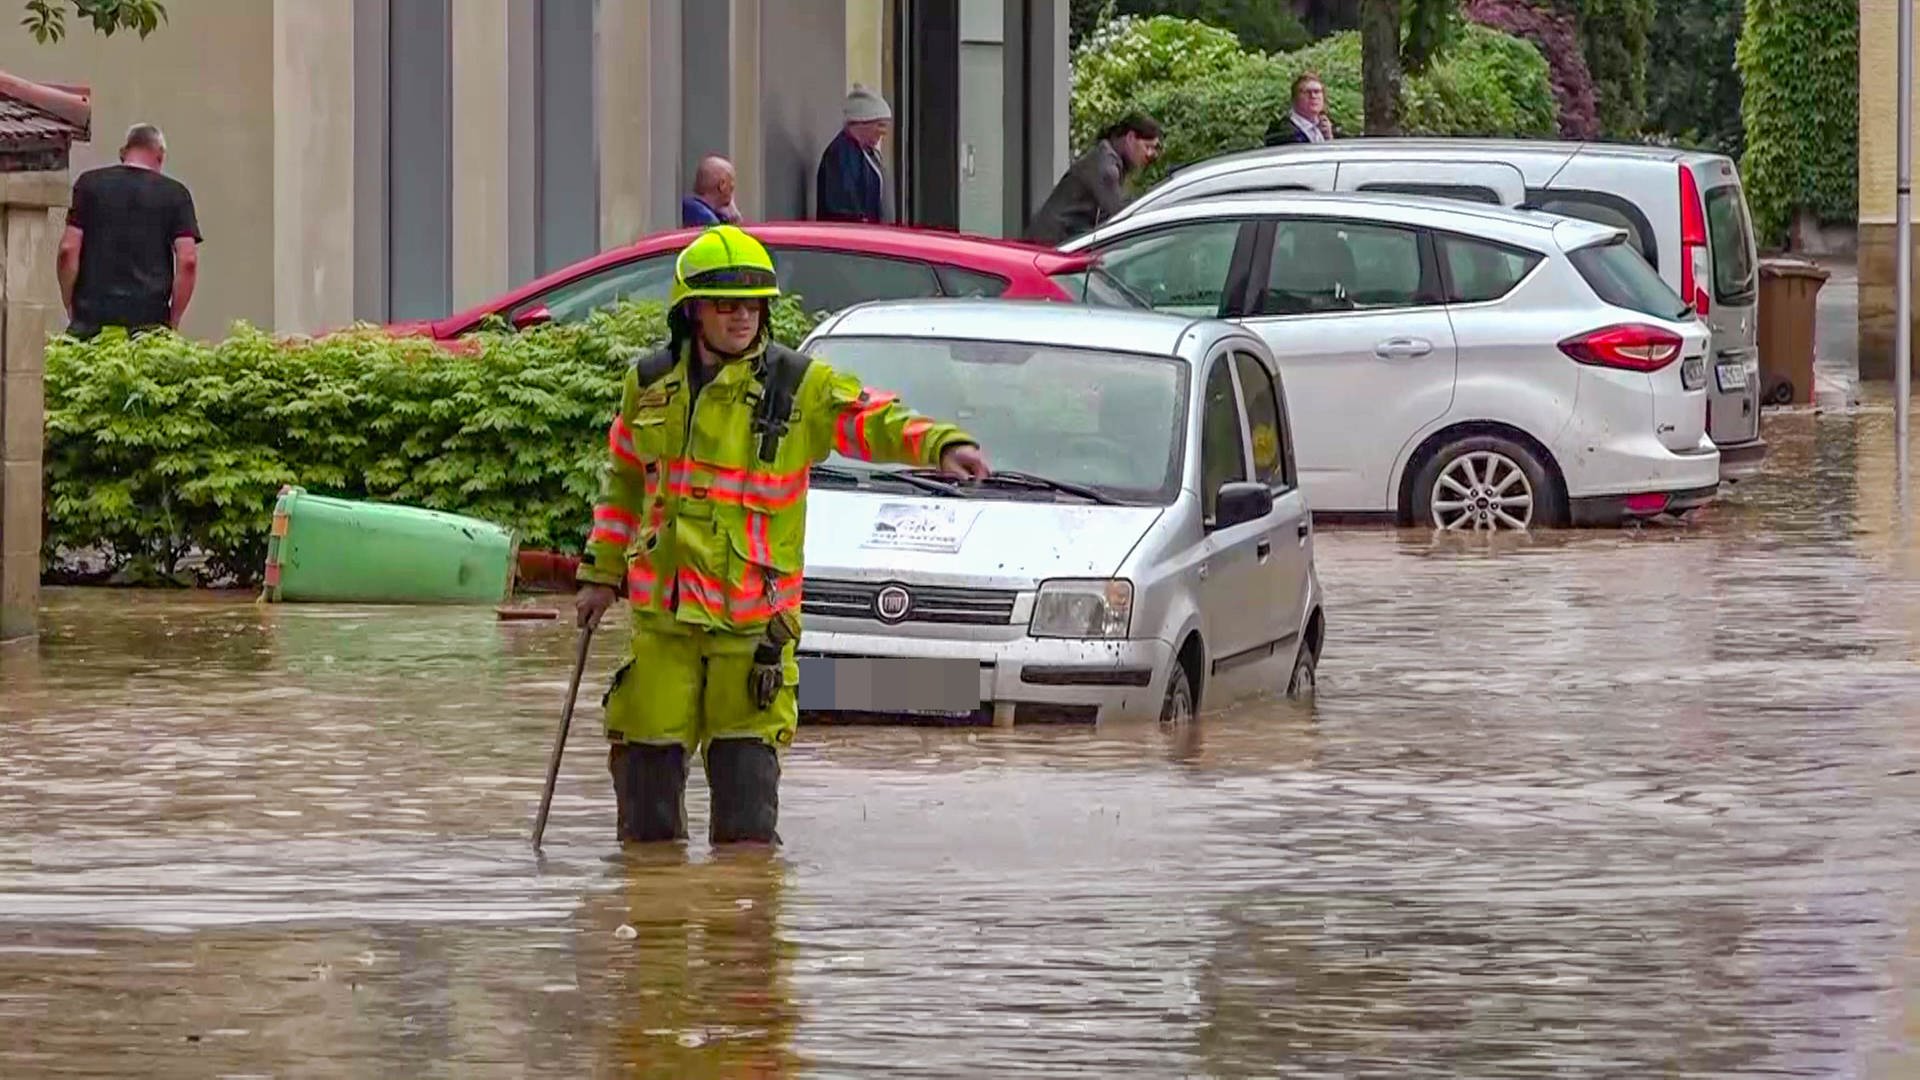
1264, 73, 1337, 146
1025, 111, 1162, 246
57, 123, 202, 338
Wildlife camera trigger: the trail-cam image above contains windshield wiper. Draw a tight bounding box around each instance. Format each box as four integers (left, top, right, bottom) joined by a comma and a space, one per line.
813, 463, 966, 498
906, 468, 1120, 505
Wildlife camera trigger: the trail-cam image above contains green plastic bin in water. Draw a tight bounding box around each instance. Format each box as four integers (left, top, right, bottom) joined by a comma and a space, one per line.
263, 486, 519, 605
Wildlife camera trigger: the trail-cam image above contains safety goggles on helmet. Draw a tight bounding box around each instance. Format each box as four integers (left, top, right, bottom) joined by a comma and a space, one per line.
682, 266, 779, 292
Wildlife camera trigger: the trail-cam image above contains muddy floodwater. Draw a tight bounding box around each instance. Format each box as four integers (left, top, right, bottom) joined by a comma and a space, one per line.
11, 402, 1920, 1077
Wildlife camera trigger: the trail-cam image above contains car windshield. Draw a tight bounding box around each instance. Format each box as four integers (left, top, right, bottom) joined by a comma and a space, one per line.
805, 336, 1189, 504
1569, 236, 1691, 321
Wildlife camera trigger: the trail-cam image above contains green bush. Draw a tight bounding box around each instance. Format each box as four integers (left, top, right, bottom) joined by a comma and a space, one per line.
42, 298, 823, 586
1099, 24, 1556, 188
1735, 0, 1857, 246
1069, 14, 1250, 153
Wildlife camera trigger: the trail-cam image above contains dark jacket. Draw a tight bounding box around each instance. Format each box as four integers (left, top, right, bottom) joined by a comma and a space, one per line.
1025, 139, 1129, 246
816, 129, 884, 223
1263, 112, 1335, 147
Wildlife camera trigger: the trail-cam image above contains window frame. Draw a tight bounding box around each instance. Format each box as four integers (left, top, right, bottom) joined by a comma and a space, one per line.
1090, 219, 1262, 319
1525, 187, 1661, 271
1357, 181, 1503, 206
934, 263, 1013, 298
768, 245, 945, 314
1243, 215, 1445, 320
1431, 230, 1548, 306
1197, 346, 1253, 527
506, 251, 677, 326
1230, 348, 1296, 493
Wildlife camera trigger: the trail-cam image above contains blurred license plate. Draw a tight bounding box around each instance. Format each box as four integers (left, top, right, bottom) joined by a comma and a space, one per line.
1716, 361, 1748, 391
1681, 356, 1705, 390
796, 657, 981, 714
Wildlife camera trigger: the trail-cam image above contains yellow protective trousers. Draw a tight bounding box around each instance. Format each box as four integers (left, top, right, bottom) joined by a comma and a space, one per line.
602, 615, 800, 752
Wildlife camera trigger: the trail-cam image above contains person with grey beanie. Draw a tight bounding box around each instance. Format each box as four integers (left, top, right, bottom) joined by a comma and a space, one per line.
816, 84, 893, 224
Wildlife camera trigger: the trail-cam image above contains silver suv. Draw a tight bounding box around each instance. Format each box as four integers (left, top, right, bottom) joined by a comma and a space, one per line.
1112, 139, 1766, 481
793, 299, 1326, 726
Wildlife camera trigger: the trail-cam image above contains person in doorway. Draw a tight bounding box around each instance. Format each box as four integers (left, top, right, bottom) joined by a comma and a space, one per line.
681, 155, 743, 228
573, 224, 989, 846
815, 84, 892, 223
1263, 73, 1337, 146
1024, 111, 1162, 246
57, 123, 201, 338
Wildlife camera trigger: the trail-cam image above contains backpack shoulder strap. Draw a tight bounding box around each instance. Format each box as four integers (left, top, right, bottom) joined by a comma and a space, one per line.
753, 343, 816, 464
762, 342, 815, 406
630, 345, 679, 387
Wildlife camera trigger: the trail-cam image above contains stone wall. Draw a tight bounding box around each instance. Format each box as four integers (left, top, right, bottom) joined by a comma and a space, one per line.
0, 171, 66, 642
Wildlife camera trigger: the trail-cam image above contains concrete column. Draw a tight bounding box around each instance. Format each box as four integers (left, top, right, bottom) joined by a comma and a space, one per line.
506, 0, 537, 288
1023, 0, 1068, 226
646, 0, 685, 234
273, 0, 357, 336
451, 0, 513, 308
598, 0, 655, 248
1858, 0, 1918, 380
729, 0, 764, 223
847, 0, 887, 96
0, 171, 67, 643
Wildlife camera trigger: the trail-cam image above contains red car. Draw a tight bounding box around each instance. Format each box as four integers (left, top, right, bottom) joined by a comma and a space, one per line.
386, 222, 1133, 340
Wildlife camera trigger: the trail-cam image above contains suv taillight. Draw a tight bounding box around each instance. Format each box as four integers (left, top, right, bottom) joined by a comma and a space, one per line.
1559, 324, 1685, 372
1679, 166, 1710, 317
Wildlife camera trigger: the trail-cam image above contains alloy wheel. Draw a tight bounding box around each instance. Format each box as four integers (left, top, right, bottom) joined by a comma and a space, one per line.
1429, 451, 1534, 531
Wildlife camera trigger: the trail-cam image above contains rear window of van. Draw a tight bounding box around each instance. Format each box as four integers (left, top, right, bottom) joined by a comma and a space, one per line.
1705, 184, 1758, 305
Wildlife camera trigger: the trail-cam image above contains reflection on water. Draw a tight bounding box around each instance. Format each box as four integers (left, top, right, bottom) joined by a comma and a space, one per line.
7, 406, 1920, 1075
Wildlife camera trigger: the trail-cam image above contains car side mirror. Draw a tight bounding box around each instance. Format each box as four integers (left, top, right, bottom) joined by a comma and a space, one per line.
1212, 481, 1274, 530
511, 304, 552, 330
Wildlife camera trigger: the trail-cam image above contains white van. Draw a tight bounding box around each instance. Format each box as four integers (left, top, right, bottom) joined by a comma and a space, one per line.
1113, 139, 1766, 481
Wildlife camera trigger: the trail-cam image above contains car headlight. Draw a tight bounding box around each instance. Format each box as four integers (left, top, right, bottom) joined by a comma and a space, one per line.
1029, 579, 1133, 639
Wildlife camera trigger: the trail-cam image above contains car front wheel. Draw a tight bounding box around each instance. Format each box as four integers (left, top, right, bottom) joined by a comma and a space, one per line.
1286, 642, 1316, 701
1160, 660, 1195, 725
1410, 435, 1565, 531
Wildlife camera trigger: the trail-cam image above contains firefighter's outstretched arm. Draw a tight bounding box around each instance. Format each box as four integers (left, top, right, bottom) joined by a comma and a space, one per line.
801, 362, 990, 475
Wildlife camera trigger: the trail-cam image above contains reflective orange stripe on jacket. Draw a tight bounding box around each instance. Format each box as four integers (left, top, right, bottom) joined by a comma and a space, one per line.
673, 563, 802, 623
663, 458, 807, 512
589, 505, 638, 548
833, 390, 898, 460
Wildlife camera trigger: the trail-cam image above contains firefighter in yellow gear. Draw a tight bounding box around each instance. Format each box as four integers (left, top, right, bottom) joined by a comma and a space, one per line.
574, 224, 990, 845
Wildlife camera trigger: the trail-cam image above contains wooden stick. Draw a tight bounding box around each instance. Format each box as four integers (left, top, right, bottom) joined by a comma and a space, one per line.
531, 623, 595, 850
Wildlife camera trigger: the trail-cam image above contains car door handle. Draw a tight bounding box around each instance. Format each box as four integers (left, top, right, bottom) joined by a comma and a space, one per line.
1374, 337, 1433, 359
1297, 521, 1310, 541
1256, 538, 1272, 561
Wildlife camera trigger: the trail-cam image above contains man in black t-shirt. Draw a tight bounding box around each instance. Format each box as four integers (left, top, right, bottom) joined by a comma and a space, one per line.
57, 123, 202, 339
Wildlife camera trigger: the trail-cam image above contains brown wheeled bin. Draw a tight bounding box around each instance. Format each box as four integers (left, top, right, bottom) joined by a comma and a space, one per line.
1756, 259, 1830, 406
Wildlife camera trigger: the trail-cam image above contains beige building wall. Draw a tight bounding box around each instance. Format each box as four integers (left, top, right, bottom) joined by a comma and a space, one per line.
0, 0, 275, 340
273, 0, 356, 336
451, 0, 514, 310
599, 0, 657, 249
1858, 0, 1919, 379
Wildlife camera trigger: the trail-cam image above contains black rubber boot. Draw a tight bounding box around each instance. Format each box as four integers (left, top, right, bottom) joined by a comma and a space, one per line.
705, 737, 781, 845
609, 742, 689, 843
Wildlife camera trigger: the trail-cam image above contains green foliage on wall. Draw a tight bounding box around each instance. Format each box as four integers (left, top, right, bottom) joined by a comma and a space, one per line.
1073, 17, 1556, 188
42, 299, 823, 586
1734, 0, 1856, 245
